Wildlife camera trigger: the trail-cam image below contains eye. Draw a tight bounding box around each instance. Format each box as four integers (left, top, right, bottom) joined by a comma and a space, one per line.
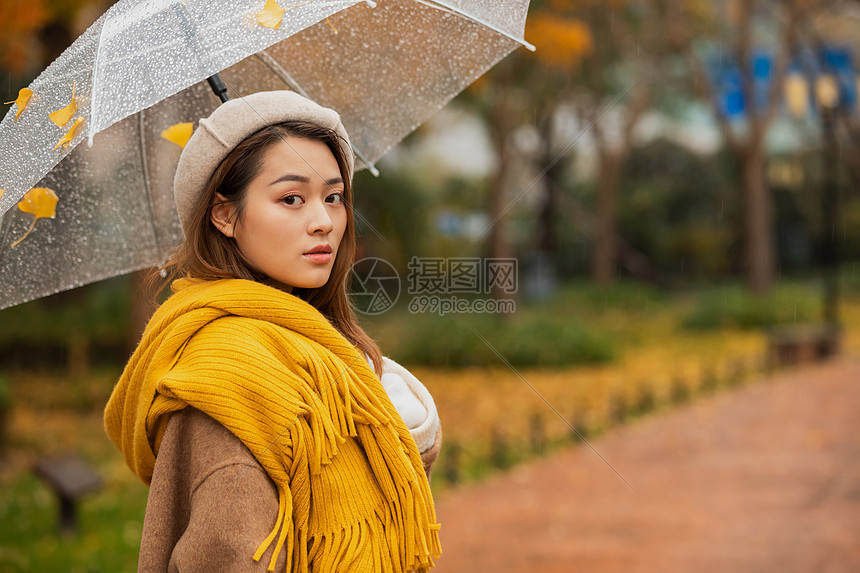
282, 194, 304, 206
326, 192, 345, 205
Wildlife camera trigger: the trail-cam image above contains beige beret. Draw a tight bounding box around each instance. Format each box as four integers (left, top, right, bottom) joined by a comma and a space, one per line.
173, 90, 354, 233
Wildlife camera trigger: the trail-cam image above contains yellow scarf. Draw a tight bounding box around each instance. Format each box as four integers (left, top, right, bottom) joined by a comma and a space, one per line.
104, 278, 441, 571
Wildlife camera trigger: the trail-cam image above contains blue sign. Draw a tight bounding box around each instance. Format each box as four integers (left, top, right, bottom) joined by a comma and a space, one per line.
711, 46, 858, 118
709, 52, 774, 119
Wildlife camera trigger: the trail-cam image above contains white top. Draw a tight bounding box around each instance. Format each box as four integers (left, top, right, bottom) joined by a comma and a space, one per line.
367, 356, 440, 453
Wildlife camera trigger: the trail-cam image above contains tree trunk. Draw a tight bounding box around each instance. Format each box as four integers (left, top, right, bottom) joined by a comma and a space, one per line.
593, 153, 622, 284
741, 146, 775, 295
486, 86, 515, 302
487, 153, 514, 302
537, 120, 561, 255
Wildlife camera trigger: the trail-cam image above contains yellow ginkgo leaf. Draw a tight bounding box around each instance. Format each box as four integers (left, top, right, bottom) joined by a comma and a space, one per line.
257, 0, 285, 29
17, 187, 58, 218
54, 116, 85, 150
0, 189, 4, 200
161, 122, 194, 148
4, 88, 34, 120
11, 187, 59, 248
49, 82, 77, 127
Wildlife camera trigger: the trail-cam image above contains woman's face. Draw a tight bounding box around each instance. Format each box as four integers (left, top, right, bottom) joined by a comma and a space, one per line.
211, 136, 348, 291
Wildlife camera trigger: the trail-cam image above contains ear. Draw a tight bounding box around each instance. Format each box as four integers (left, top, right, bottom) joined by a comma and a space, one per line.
210, 193, 237, 238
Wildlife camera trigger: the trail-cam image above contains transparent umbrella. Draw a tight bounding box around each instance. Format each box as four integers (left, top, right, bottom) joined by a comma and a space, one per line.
0, 0, 533, 309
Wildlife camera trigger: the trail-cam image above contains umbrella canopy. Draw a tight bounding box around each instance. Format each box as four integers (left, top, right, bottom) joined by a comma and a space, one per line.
0, 0, 532, 309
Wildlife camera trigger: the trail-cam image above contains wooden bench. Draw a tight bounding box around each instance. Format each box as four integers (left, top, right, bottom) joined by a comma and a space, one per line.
33, 454, 103, 535
767, 324, 841, 368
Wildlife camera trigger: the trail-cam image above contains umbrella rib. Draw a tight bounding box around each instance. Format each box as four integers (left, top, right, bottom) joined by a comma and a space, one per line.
411, 0, 535, 52
254, 50, 380, 176
254, 51, 312, 98
137, 110, 164, 263
88, 17, 108, 146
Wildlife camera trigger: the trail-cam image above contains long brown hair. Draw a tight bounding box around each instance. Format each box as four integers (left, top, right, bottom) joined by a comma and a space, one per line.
159, 121, 383, 372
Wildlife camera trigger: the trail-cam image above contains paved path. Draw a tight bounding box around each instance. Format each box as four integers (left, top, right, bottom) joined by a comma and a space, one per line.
433, 359, 860, 573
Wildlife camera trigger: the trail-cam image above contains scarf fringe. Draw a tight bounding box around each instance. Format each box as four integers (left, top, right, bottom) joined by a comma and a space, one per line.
257, 506, 441, 573
251, 408, 441, 571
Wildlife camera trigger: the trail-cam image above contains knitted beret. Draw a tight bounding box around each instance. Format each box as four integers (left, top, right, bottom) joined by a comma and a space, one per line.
173, 90, 354, 233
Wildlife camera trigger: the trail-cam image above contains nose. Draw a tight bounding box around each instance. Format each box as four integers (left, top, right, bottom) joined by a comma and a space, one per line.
307, 197, 334, 235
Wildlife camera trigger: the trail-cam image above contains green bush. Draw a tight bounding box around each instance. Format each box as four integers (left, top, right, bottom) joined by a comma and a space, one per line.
548, 281, 667, 314
491, 316, 614, 367
682, 284, 820, 330
619, 138, 736, 280
389, 312, 614, 368
390, 313, 485, 367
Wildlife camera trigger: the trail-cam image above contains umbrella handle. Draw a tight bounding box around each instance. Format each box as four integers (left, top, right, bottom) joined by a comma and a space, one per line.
207, 74, 230, 103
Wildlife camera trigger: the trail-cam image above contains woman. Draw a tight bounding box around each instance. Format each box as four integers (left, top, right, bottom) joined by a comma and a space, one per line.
104, 91, 442, 572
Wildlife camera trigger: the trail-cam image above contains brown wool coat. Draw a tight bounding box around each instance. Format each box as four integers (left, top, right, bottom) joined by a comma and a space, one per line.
138, 407, 442, 572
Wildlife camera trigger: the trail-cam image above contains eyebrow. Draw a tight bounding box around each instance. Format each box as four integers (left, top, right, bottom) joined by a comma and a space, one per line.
270, 173, 344, 187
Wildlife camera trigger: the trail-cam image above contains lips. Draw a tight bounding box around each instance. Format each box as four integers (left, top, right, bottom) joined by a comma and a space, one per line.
304, 244, 332, 256
303, 244, 333, 263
